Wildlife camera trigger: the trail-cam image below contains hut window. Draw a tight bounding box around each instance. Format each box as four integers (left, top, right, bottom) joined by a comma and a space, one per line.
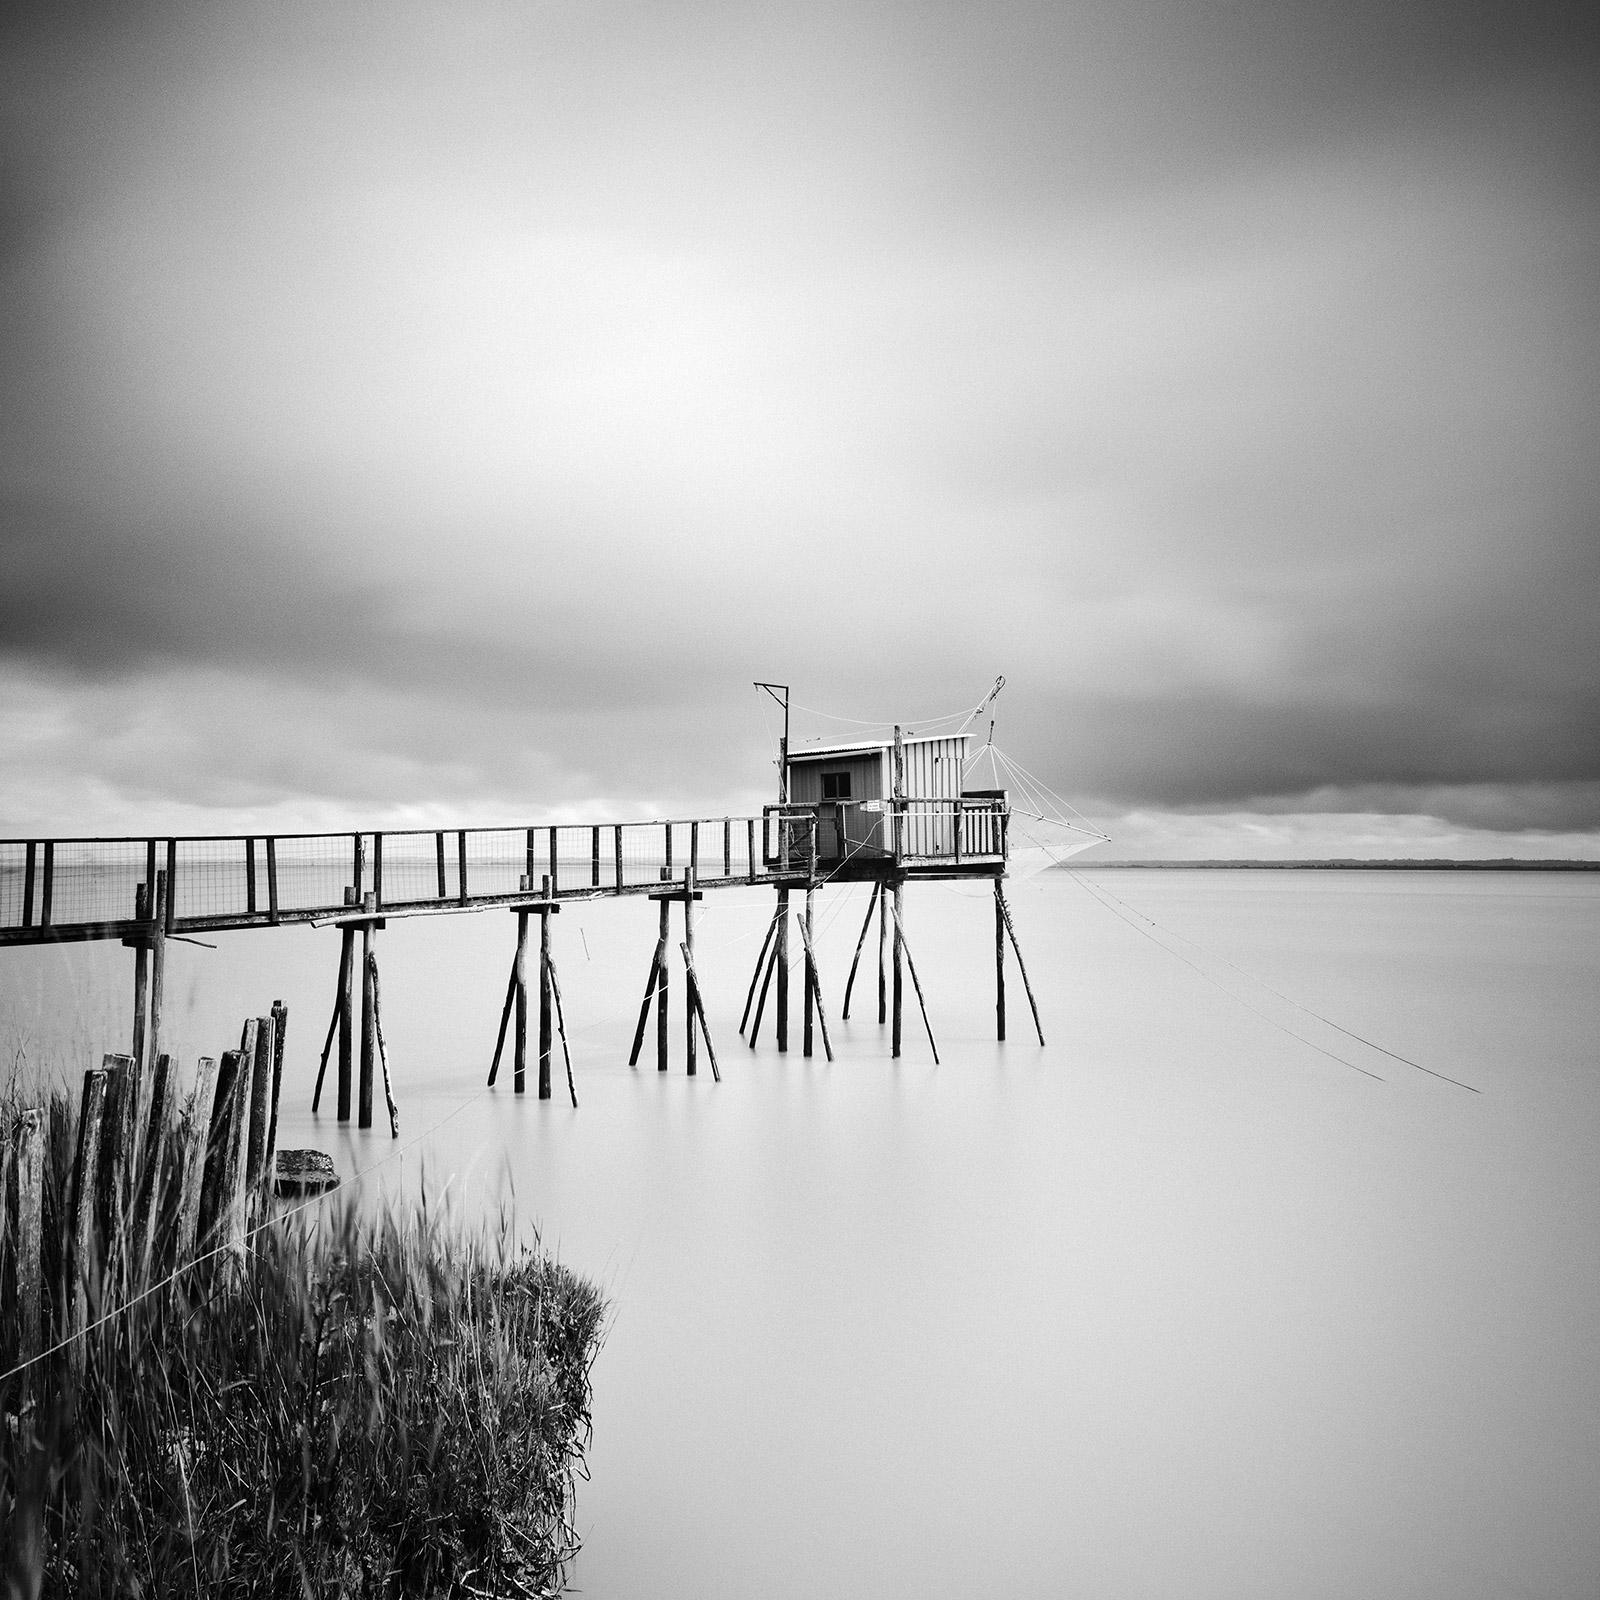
821, 771, 852, 800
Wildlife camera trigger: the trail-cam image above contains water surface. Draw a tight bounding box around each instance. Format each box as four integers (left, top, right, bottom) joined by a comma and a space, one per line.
4, 870, 1596, 1598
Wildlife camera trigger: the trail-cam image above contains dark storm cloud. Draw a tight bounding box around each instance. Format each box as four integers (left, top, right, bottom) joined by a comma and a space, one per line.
1, 0, 1597, 843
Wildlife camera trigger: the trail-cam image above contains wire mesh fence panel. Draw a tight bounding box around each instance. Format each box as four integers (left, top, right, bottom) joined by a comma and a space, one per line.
19, 840, 149, 927
371, 832, 449, 908
264, 836, 355, 916
0, 843, 32, 929
463, 829, 526, 900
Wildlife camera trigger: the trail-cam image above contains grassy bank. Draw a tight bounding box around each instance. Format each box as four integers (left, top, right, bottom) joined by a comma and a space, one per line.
1, 1084, 606, 1598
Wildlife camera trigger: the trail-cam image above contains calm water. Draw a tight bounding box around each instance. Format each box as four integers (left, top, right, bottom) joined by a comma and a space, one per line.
4, 869, 1597, 1599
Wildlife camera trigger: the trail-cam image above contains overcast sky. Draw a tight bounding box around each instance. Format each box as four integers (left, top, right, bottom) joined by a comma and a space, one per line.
3, 1, 1597, 855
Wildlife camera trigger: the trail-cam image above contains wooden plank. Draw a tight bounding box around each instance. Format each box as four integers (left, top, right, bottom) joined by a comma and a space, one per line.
14, 1109, 44, 1365
436, 831, 447, 898
174, 1055, 219, 1262
246, 837, 257, 915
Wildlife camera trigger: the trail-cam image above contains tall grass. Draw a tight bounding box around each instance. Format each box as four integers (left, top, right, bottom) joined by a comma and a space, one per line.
0, 1089, 606, 1597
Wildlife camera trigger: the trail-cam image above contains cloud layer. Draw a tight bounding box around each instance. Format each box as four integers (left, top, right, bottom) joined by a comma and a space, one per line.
2, 1, 1597, 850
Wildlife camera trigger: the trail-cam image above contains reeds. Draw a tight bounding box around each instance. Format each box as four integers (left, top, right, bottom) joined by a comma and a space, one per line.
0, 1076, 605, 1598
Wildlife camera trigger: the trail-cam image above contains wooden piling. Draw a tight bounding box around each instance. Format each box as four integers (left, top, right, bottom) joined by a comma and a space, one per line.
131, 881, 150, 1070
436, 831, 448, 898
740, 905, 780, 1036
684, 868, 697, 1077
246, 1011, 276, 1199
39, 841, 53, 926
995, 885, 1045, 1045
133, 1052, 175, 1281
246, 837, 257, 915
148, 870, 168, 1092
338, 886, 356, 1120
545, 951, 579, 1107
539, 874, 553, 1101
265, 1000, 288, 1184
803, 883, 815, 1057
14, 1109, 44, 1366
370, 958, 400, 1136
794, 912, 834, 1062
748, 932, 779, 1049
97, 1053, 134, 1276
889, 896, 940, 1064
514, 894, 530, 1095
359, 891, 376, 1127
656, 876, 671, 1072
878, 873, 888, 1024
891, 879, 904, 1057
679, 941, 721, 1081
776, 887, 790, 1053
995, 882, 1007, 1042
200, 1048, 248, 1252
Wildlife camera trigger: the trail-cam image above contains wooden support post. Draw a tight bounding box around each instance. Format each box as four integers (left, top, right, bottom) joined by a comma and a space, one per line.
724, 817, 732, 877
98, 1053, 134, 1284
679, 942, 721, 1081
174, 1056, 219, 1263
131, 880, 150, 1070
68, 1066, 110, 1375
21, 841, 36, 927
628, 945, 664, 1067
747, 818, 756, 883
514, 891, 530, 1095
748, 933, 779, 1049
878, 874, 888, 1023
14, 1109, 44, 1366
549, 825, 559, 897
740, 906, 780, 1035
164, 838, 176, 934
266, 1000, 287, 1188
359, 892, 376, 1128
892, 879, 904, 1056
246, 837, 257, 915
539, 875, 553, 1101
656, 874, 671, 1072
614, 823, 624, 891
592, 825, 601, 888
458, 830, 469, 904
776, 887, 790, 1053
338, 886, 356, 1120
352, 832, 365, 899
995, 882, 1007, 1041
996, 885, 1046, 1045
795, 911, 834, 1063
488, 959, 517, 1087
267, 836, 280, 923
373, 832, 384, 908
803, 884, 815, 1057
690, 820, 700, 881
841, 881, 881, 1021
200, 1048, 247, 1252
890, 896, 940, 1063
436, 831, 448, 898
546, 951, 579, 1107
39, 841, 53, 927
370, 955, 400, 1136
148, 869, 168, 1076
684, 868, 697, 1076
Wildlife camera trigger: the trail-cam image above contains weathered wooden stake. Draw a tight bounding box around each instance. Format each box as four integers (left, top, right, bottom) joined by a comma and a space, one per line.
545, 952, 579, 1107
679, 942, 721, 1081
370, 956, 400, 1136
265, 1000, 288, 1183
131, 881, 150, 1069
841, 880, 881, 1021
97, 1053, 135, 1287
148, 869, 168, 1076
68, 1066, 110, 1376
200, 1045, 250, 1253
995, 885, 1046, 1045
245, 1013, 276, 1206
514, 896, 530, 1094
174, 1055, 219, 1262
134, 1052, 175, 1282
878, 873, 889, 1024
747, 933, 779, 1049
14, 1109, 44, 1367
359, 892, 377, 1127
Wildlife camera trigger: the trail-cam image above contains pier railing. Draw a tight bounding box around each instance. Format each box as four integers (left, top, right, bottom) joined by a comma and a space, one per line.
0, 797, 1008, 946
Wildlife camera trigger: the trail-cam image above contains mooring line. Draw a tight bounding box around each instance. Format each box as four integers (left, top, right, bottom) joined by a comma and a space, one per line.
1067, 870, 1387, 1084
1070, 871, 1480, 1095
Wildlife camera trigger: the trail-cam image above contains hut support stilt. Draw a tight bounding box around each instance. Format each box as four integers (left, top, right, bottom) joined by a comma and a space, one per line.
776, 887, 790, 1052
995, 881, 1006, 1042
802, 884, 815, 1057
491, 877, 559, 1098
891, 879, 904, 1057
889, 893, 939, 1064
841, 880, 881, 1021
995, 883, 1045, 1045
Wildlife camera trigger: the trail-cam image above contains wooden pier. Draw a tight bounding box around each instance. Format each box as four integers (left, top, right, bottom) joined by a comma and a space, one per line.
2, 722, 1048, 1130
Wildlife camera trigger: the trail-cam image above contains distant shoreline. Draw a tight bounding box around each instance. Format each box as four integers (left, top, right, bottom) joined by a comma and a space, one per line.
1068, 859, 1600, 871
